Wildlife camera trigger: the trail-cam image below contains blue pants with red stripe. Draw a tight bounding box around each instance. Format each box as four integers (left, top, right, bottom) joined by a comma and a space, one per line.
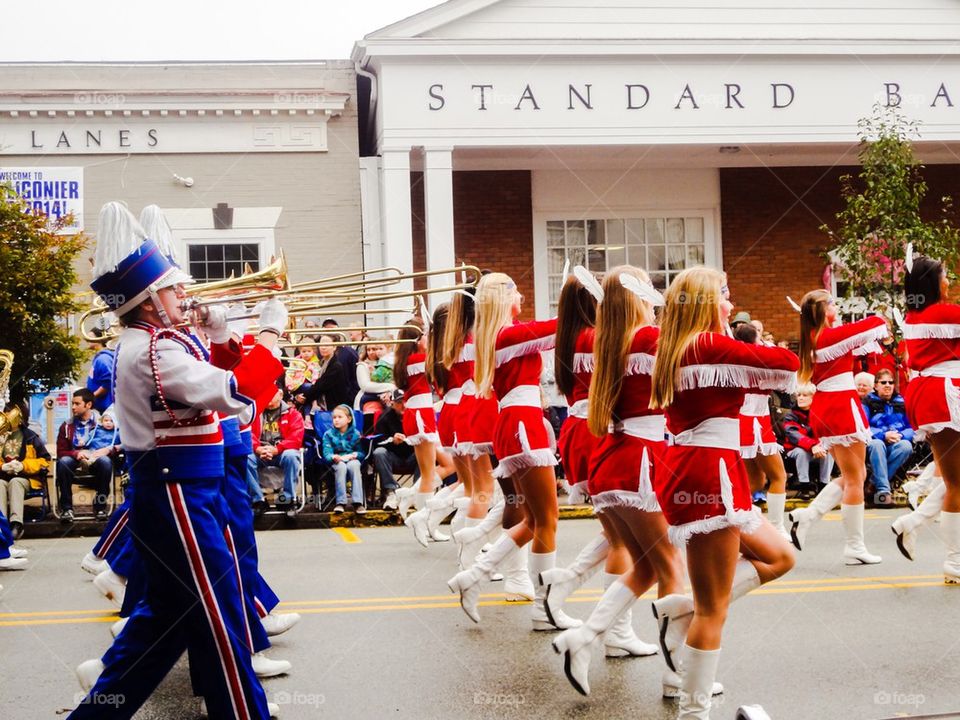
0, 509, 12, 560
69, 453, 269, 720
92, 495, 132, 561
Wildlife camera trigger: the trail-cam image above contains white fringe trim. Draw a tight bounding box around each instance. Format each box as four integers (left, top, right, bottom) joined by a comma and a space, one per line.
917, 377, 960, 441
469, 441, 494, 457
740, 442, 782, 459
818, 428, 871, 451
405, 432, 439, 446
593, 489, 661, 513
679, 364, 797, 393
573, 352, 594, 373
902, 323, 960, 340
495, 335, 556, 367
668, 507, 762, 547
853, 341, 882, 357
493, 449, 557, 478
815, 323, 888, 363
626, 352, 656, 376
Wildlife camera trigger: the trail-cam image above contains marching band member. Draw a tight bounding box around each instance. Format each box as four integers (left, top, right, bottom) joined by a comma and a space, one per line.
787, 291, 888, 564
447, 273, 579, 629
649, 267, 797, 719
70, 202, 284, 719
893, 254, 960, 582
550, 267, 675, 697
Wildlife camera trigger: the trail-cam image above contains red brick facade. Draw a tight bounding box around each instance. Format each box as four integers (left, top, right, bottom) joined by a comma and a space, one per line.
411, 170, 535, 318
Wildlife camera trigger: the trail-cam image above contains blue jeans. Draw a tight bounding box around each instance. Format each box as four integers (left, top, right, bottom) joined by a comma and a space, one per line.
56, 455, 113, 513
866, 438, 913, 495
245, 449, 301, 504
333, 459, 364, 505
787, 447, 834, 486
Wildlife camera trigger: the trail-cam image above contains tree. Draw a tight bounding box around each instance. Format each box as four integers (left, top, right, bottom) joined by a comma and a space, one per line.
0, 185, 88, 405
822, 103, 960, 321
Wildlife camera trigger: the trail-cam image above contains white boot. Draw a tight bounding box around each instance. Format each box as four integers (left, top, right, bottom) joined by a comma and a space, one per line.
766, 492, 789, 540
449, 496, 472, 540
502, 541, 535, 602
731, 559, 761, 602
903, 462, 941, 510
426, 484, 462, 541
395, 486, 416, 516
261, 612, 302, 637
601, 573, 658, 658
788, 481, 843, 551
456, 517, 485, 570
892, 483, 945, 561
842, 503, 882, 565
736, 704, 772, 719
447, 533, 522, 623
539, 534, 610, 628
76, 658, 104, 693
651, 593, 694, 673
93, 569, 126, 606
404, 507, 431, 548
551, 578, 638, 695
251, 652, 291, 678
941, 511, 960, 584
530, 551, 583, 631
454, 498, 504, 547
678, 645, 722, 719
0, 556, 27, 570
81, 551, 107, 576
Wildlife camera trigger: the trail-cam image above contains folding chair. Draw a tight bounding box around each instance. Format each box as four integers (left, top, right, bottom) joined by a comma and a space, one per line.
52, 457, 121, 520
310, 409, 364, 510
23, 471, 51, 522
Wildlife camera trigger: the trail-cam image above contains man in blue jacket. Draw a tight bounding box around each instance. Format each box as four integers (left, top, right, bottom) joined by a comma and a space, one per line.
863, 369, 914, 508
85, 329, 115, 414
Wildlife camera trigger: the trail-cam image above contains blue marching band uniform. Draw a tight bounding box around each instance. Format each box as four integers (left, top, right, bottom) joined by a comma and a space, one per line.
70, 201, 293, 719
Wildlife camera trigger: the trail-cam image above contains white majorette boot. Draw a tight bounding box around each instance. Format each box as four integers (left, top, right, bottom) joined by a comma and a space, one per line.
448, 495, 472, 539
530, 551, 583, 631
453, 498, 505, 560
730, 558, 762, 602
892, 482, 945, 561
81, 551, 108, 576
765, 492, 789, 540
842, 503, 882, 565
600, 572, 658, 658
902, 462, 941, 511
677, 645, 722, 719
93, 568, 126, 607
447, 533, 522, 623
426, 484, 463, 542
394, 486, 416, 516
502, 541, 535, 602
655, 594, 723, 700
261, 612, 302, 637
539, 534, 610, 628
788, 481, 843, 551
551, 578, 638, 695
455, 517, 484, 570
404, 508, 431, 548
941, 511, 960, 584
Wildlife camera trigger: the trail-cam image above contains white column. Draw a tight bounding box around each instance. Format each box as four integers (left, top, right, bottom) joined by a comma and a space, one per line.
423, 148, 456, 305
379, 149, 414, 318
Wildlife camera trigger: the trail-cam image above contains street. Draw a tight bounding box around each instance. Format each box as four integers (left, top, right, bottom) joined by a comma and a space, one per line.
1, 510, 957, 720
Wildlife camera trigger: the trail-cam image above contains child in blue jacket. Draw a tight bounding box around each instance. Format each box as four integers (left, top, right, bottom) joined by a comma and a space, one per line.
322, 404, 366, 514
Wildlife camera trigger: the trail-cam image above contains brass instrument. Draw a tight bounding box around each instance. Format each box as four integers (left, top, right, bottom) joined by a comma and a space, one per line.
0, 350, 13, 414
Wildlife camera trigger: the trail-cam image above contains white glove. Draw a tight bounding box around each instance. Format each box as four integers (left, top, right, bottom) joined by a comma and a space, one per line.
200, 304, 230, 344
1, 461, 14, 474
226, 304, 248, 341
257, 298, 288, 336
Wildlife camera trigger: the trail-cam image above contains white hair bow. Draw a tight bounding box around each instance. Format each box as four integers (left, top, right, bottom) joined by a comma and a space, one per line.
619, 273, 665, 306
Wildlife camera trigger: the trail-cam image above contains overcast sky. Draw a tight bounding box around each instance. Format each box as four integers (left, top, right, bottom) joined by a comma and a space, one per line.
1, 0, 442, 62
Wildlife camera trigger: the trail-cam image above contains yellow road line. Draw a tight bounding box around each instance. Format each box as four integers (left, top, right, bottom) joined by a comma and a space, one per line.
332, 527, 361, 544
0, 616, 117, 628
0, 608, 120, 619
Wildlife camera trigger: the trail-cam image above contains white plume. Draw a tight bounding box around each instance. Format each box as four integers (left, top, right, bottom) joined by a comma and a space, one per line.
905, 242, 914, 273
139, 205, 180, 263
572, 265, 604, 303
893, 306, 906, 330
619, 273, 665, 307
561, 257, 570, 280
787, 296, 802, 313
93, 201, 147, 278
417, 295, 431, 328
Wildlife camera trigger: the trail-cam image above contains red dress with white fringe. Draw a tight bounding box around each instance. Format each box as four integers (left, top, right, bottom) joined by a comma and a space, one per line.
438, 344, 473, 454
557, 328, 598, 488
903, 302, 960, 440
588, 326, 666, 513
739, 393, 780, 459
400, 352, 438, 445
656, 332, 799, 546
491, 318, 558, 478
809, 316, 888, 449
456, 339, 500, 457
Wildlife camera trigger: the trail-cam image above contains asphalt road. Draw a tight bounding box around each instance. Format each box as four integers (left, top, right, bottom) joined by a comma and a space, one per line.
1, 510, 957, 720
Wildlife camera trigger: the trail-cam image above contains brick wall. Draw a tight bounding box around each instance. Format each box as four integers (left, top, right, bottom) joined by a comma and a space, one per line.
411, 169, 535, 318
721, 164, 960, 342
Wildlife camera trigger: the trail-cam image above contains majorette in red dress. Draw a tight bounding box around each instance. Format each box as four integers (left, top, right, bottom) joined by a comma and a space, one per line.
902, 302, 960, 439
491, 318, 558, 477
557, 328, 599, 489
587, 326, 666, 513
808, 315, 888, 449
457, 339, 500, 457
399, 352, 439, 445
655, 332, 799, 546
739, 392, 780, 459
438, 343, 474, 454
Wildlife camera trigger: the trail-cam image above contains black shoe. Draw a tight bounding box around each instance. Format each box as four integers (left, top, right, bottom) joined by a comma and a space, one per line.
10, 521, 23, 540
60, 509, 74, 524
796, 485, 816, 501
252, 500, 268, 518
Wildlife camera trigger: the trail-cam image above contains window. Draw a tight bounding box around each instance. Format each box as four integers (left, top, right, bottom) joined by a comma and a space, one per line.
545, 216, 706, 311
188, 243, 260, 283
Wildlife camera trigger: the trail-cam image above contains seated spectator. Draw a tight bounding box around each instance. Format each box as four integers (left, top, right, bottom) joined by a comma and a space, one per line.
56, 388, 113, 522
247, 387, 305, 516
356, 338, 395, 411
296, 334, 354, 411
322, 318, 361, 400
782, 383, 835, 499
87, 407, 122, 457
369, 389, 418, 510
855, 372, 875, 402
0, 403, 50, 538
322, 404, 366, 514
85, 330, 115, 414
863, 368, 913, 507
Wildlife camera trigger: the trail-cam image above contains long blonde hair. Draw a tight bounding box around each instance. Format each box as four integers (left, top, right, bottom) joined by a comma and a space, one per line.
588, 266, 656, 436
473, 273, 517, 399
797, 289, 831, 384
442, 289, 475, 369
650, 267, 725, 409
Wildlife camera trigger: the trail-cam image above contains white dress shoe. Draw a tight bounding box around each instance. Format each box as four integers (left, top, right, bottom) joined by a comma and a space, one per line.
81, 551, 107, 575
93, 569, 126, 607
9, 547, 28, 559
76, 659, 104, 692
261, 612, 302, 637
110, 617, 129, 638
252, 652, 291, 678
0, 556, 28, 570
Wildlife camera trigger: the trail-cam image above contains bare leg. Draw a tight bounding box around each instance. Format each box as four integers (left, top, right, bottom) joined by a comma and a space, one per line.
509, 466, 560, 554
606, 507, 684, 598
744, 457, 765, 494
738, 519, 795, 584
757, 452, 787, 495
412, 443, 436, 495
929, 429, 960, 512
469, 454, 495, 519
832, 442, 866, 505
685, 528, 740, 650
